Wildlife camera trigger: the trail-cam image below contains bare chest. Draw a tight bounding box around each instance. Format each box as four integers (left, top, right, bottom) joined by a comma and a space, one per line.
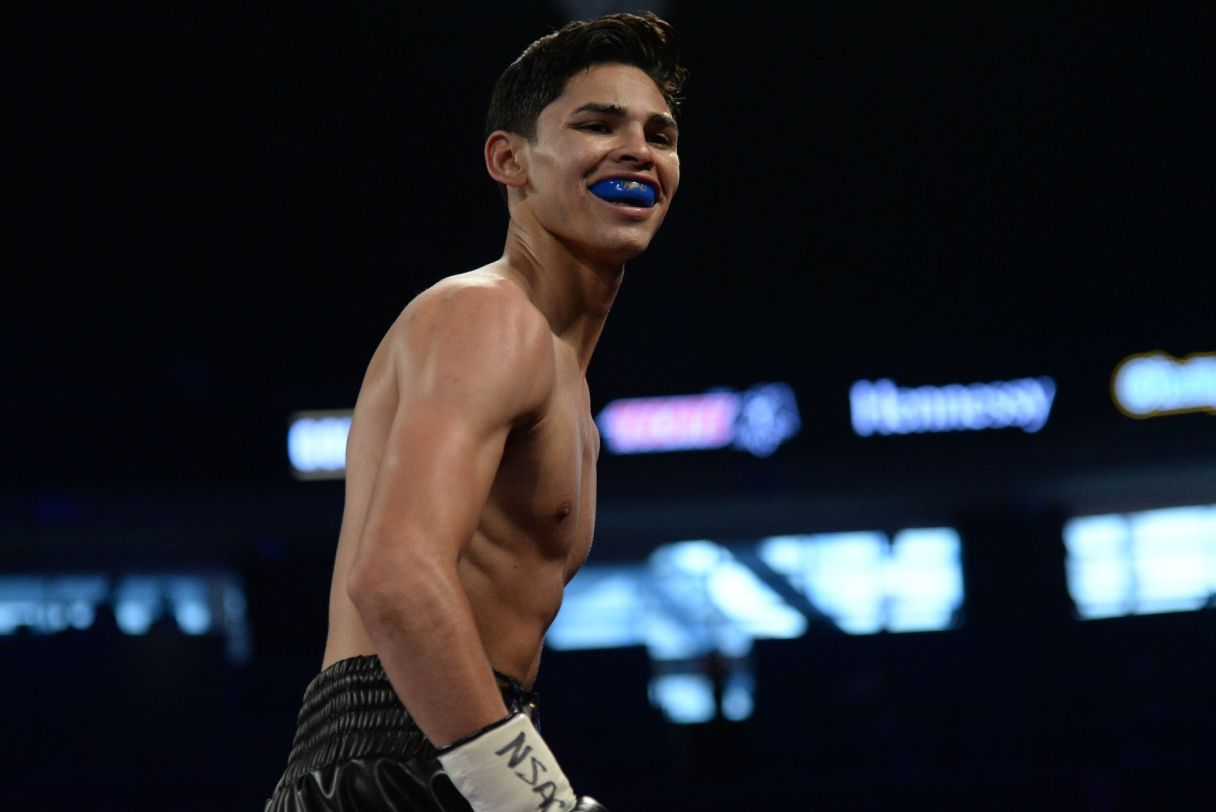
487, 380, 600, 574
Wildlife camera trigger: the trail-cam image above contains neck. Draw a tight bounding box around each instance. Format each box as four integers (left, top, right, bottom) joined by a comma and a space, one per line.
496, 219, 625, 372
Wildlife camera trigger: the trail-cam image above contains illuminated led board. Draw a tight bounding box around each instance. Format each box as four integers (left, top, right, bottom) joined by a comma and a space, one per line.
0, 572, 251, 663
1112, 351, 1216, 419
596, 382, 801, 457
850, 377, 1056, 436
1064, 504, 1216, 618
547, 529, 963, 723
287, 410, 353, 479
288, 383, 801, 479
759, 528, 964, 633
548, 529, 963, 656
544, 542, 808, 660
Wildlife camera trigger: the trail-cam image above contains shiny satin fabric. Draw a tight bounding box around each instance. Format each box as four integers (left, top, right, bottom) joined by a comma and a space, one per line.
266, 754, 471, 812
265, 655, 538, 812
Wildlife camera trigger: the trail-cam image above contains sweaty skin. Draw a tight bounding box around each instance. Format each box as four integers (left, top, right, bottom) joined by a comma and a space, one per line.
321, 63, 679, 749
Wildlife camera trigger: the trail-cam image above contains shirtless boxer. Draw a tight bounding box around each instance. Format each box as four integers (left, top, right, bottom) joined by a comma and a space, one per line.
266, 12, 685, 812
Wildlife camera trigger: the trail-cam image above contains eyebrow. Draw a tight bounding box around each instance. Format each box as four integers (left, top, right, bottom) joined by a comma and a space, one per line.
572, 102, 679, 134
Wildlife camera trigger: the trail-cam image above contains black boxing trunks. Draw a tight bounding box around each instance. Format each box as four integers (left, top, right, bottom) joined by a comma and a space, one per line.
265, 655, 540, 812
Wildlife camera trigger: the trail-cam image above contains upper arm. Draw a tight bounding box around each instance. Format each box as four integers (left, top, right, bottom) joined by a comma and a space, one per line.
351, 282, 554, 578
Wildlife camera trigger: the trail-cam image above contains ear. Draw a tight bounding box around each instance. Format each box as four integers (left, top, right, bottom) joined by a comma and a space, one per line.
484, 130, 529, 189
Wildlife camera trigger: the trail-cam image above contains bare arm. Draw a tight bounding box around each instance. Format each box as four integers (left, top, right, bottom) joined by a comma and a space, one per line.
345, 280, 554, 747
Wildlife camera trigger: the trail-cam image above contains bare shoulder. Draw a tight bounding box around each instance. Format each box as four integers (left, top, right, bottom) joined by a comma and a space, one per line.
384, 268, 557, 422
391, 269, 554, 367
403, 270, 547, 336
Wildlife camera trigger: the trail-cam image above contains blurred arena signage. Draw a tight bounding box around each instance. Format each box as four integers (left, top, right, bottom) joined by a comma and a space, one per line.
288, 383, 802, 478
547, 528, 963, 723
1111, 351, 1216, 419
0, 571, 251, 664
850, 376, 1056, 437
287, 410, 353, 479
596, 382, 802, 457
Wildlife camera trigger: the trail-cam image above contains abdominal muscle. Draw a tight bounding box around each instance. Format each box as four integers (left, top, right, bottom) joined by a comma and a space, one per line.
321, 519, 568, 689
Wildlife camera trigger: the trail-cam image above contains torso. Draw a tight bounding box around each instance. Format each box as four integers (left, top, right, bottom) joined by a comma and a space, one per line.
321, 277, 599, 688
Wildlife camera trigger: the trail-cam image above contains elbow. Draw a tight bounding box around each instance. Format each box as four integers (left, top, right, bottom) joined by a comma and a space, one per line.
345, 546, 447, 617
346, 562, 405, 637
346, 556, 392, 613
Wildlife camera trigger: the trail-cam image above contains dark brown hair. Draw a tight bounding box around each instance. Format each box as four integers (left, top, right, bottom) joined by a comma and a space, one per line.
485, 11, 686, 142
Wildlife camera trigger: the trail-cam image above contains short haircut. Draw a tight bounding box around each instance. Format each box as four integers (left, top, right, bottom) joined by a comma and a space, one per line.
485, 11, 687, 142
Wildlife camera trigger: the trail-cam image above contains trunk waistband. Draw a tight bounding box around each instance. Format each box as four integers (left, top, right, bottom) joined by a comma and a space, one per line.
278, 655, 540, 787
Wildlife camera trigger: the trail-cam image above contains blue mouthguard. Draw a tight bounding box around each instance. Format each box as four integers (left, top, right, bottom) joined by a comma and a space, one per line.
589, 178, 656, 207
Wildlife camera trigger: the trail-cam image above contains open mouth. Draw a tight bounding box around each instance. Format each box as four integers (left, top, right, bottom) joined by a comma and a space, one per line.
588, 177, 657, 208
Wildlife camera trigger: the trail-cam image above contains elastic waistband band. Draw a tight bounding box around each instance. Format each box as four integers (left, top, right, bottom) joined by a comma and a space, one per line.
278, 655, 540, 786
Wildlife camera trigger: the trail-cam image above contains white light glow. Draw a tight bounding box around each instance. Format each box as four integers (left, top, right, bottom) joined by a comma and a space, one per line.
649, 673, 716, 724
545, 567, 647, 651
721, 673, 756, 721
888, 528, 965, 631
287, 411, 352, 479
1065, 505, 1216, 618
175, 601, 213, 635
115, 600, 154, 634
0, 575, 109, 635
68, 601, 94, 630
760, 529, 963, 633
545, 529, 963, 723
1112, 351, 1216, 418
650, 540, 807, 643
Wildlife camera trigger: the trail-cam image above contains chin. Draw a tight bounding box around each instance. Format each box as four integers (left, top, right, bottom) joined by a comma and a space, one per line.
597, 228, 661, 263
592, 242, 650, 267
555, 215, 664, 265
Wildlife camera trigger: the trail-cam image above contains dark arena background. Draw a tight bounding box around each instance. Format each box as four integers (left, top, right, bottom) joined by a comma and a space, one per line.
6, 2, 1214, 809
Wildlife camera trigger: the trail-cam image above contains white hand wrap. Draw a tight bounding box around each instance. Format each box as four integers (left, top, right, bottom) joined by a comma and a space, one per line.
437, 712, 578, 812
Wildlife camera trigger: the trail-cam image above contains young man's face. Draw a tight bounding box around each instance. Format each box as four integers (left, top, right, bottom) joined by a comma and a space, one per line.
518, 62, 680, 264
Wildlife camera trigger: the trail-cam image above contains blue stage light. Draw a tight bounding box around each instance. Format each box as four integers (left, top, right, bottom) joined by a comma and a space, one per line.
0, 572, 251, 663
1065, 504, 1216, 618
648, 673, 716, 724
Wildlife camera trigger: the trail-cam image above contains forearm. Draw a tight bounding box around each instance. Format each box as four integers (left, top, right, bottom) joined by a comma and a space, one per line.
349, 555, 509, 748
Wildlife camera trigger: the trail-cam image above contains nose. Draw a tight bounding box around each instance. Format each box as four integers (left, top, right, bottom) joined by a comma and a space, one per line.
610, 123, 654, 168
